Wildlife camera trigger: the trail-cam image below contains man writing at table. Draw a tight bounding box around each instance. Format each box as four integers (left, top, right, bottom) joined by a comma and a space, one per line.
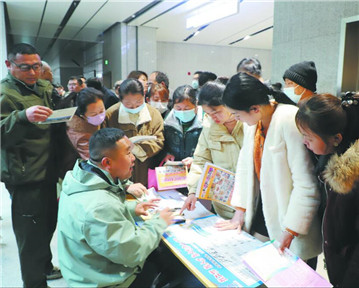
57, 128, 176, 287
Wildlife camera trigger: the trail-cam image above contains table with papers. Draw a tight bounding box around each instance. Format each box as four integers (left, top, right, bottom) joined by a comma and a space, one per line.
145, 189, 331, 288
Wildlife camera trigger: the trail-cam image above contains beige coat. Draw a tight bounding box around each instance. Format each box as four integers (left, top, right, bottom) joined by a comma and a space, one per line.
187, 115, 244, 219
105, 103, 164, 186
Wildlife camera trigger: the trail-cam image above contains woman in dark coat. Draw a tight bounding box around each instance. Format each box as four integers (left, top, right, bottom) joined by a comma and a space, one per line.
296, 93, 359, 287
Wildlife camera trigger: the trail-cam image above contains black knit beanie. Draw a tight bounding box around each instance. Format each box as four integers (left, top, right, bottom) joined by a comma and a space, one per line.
283, 61, 317, 92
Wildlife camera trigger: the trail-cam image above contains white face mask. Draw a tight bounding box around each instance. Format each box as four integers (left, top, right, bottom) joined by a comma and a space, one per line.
283, 86, 305, 104
149, 101, 168, 114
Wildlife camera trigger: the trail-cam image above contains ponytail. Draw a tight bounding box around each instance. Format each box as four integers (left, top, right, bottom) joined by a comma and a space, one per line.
223, 72, 295, 111
267, 85, 296, 106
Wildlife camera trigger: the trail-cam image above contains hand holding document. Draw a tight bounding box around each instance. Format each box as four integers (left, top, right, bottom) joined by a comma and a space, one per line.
38, 107, 77, 124
242, 241, 332, 287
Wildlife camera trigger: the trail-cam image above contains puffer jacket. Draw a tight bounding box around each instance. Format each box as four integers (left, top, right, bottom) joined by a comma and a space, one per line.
321, 139, 359, 287
163, 109, 202, 160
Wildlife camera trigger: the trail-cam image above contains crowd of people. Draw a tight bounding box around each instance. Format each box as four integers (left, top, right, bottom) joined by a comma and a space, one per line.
1, 42, 359, 288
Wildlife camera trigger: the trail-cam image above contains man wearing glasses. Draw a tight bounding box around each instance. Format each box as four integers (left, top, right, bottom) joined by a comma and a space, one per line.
1, 43, 62, 287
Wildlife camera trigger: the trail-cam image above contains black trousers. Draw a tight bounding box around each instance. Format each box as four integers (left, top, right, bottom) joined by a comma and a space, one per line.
129, 242, 204, 288
7, 181, 58, 288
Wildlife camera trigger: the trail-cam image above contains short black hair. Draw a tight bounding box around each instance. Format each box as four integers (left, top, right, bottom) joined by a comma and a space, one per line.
68, 75, 83, 86
89, 128, 126, 162
236, 57, 262, 76
119, 78, 144, 100
8, 43, 39, 61
76, 87, 104, 116
198, 82, 225, 107
86, 77, 103, 91
198, 71, 217, 87
153, 71, 169, 89
172, 85, 197, 106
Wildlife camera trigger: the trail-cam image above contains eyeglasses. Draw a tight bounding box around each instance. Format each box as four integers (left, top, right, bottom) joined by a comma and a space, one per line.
10, 60, 42, 72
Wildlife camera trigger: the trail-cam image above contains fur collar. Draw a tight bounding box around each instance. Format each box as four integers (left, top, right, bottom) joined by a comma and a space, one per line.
323, 139, 359, 194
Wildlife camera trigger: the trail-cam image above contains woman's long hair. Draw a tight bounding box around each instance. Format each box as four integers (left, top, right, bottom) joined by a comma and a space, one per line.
223, 72, 293, 112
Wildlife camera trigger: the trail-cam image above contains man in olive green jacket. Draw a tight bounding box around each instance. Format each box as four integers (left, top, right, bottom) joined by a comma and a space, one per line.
58, 128, 174, 287
1, 43, 60, 287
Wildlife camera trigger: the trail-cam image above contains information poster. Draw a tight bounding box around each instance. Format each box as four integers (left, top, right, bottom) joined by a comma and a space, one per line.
163, 215, 263, 287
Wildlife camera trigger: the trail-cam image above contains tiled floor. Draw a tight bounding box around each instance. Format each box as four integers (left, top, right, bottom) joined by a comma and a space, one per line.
1, 183, 329, 287
1, 183, 67, 288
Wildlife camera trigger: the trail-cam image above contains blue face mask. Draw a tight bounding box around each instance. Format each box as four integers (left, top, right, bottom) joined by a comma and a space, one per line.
122, 102, 146, 114
192, 80, 199, 89
174, 109, 196, 123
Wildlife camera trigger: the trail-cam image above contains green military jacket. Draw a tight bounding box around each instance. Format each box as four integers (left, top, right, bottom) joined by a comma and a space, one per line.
1, 73, 54, 185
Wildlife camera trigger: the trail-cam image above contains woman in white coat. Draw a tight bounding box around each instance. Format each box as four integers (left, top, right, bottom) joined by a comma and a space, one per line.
218, 72, 321, 266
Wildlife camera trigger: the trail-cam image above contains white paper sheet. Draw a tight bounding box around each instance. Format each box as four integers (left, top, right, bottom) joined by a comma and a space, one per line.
38, 107, 77, 124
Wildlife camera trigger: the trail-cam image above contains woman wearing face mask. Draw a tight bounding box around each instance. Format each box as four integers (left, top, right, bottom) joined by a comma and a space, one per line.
295, 93, 359, 288
148, 83, 170, 118
66, 87, 105, 160
180, 82, 243, 219
57, 88, 105, 180
217, 72, 321, 265
105, 78, 164, 187
159, 85, 202, 176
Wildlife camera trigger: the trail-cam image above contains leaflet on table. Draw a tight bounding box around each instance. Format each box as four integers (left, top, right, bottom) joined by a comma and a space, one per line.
138, 188, 212, 219
38, 107, 78, 124
163, 214, 263, 287
129, 135, 157, 144
195, 163, 235, 206
156, 165, 188, 190
242, 241, 332, 287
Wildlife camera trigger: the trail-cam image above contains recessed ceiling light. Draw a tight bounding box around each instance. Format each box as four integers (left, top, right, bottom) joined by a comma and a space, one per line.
186, 0, 239, 29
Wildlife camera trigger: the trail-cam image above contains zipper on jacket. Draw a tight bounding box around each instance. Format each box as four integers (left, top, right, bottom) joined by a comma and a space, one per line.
318, 174, 329, 270
16, 148, 26, 175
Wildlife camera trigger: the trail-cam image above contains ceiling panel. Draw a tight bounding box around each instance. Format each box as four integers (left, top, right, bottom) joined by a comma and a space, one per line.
5, 0, 274, 50
59, 0, 108, 39
82, 0, 151, 28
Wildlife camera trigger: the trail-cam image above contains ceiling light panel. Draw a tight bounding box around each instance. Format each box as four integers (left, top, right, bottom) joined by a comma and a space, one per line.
186, 0, 238, 29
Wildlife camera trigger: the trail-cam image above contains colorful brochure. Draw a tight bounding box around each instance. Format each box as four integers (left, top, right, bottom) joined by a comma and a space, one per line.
196, 163, 235, 205
155, 165, 188, 190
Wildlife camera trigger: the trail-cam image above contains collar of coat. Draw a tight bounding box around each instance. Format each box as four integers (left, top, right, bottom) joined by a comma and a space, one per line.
203, 114, 242, 142
6, 72, 47, 96
118, 103, 151, 126
323, 139, 359, 194
164, 108, 202, 133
